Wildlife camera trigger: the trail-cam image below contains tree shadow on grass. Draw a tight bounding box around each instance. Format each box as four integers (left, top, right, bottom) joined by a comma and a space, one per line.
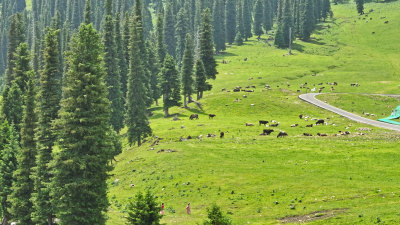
292, 43, 305, 52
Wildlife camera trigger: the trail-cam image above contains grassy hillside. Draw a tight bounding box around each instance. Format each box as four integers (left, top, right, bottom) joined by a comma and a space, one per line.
107, 2, 400, 225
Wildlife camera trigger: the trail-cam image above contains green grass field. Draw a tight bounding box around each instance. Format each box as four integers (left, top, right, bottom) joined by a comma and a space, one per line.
107, 1, 400, 224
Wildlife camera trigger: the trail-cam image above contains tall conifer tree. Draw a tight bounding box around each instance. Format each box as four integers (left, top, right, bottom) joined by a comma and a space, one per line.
194, 59, 210, 100
181, 34, 195, 108
225, 0, 237, 44
160, 55, 181, 117
125, 12, 152, 146
32, 28, 61, 225
156, 13, 167, 64
175, 8, 189, 63
242, 0, 253, 40
200, 8, 217, 80
103, 0, 124, 133
164, 3, 176, 58
10, 74, 37, 225
263, 0, 273, 32
253, 0, 264, 39
51, 23, 114, 225
275, 0, 293, 48
213, 0, 226, 52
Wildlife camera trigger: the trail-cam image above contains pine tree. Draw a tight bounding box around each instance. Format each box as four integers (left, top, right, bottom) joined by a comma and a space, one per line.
125, 12, 152, 146
13, 42, 32, 94
31, 28, 61, 225
2, 83, 23, 132
242, 0, 253, 40
200, 8, 217, 80
156, 13, 167, 64
16, 0, 26, 12
194, 59, 211, 100
263, 0, 273, 32
160, 55, 181, 117
0, 123, 19, 225
213, 0, 226, 52
299, 0, 315, 41
164, 3, 176, 58
126, 191, 163, 225
103, 0, 124, 133
5, 13, 25, 85
355, 0, 364, 15
225, 0, 237, 44
275, 0, 293, 48
122, 12, 131, 100
175, 8, 189, 63
51, 23, 114, 225
147, 41, 161, 106
181, 34, 195, 108
115, 13, 127, 107
10, 74, 37, 225
236, 0, 245, 37
253, 0, 264, 39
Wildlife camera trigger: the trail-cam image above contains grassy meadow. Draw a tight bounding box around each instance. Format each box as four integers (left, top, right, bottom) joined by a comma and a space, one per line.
107, 1, 400, 225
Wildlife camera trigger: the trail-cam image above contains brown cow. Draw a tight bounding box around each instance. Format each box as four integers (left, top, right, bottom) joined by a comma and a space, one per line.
189, 114, 199, 120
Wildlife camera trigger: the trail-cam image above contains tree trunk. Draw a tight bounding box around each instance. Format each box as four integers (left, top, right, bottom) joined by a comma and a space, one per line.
197, 92, 200, 100
47, 215, 53, 225
155, 99, 159, 106
184, 95, 187, 108
2, 216, 9, 225
200, 91, 204, 99
164, 108, 169, 118
138, 136, 141, 146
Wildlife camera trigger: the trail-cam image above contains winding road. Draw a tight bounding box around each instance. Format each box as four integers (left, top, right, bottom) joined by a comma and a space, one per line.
299, 93, 400, 132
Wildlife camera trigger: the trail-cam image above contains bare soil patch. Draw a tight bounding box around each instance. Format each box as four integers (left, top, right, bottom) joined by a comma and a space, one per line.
280, 208, 347, 224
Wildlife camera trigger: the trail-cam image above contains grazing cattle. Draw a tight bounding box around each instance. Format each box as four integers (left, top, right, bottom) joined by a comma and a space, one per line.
277, 131, 288, 138
299, 114, 303, 119
209, 114, 216, 119
207, 134, 216, 138
222, 88, 226, 91
220, 132, 225, 138
291, 124, 298, 127
261, 129, 274, 135
384, 20, 389, 24
317, 133, 328, 136
315, 119, 325, 125
246, 123, 254, 126
244, 58, 248, 61
189, 114, 199, 120
187, 135, 193, 139
350, 83, 359, 87
270, 123, 280, 127
303, 133, 313, 136
259, 120, 269, 126
306, 124, 313, 127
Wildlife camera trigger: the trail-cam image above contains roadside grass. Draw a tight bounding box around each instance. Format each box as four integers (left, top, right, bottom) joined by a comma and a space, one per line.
107, 1, 400, 225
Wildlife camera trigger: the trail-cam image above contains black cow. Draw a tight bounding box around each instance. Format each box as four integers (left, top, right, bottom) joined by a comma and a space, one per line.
209, 114, 216, 119
315, 119, 325, 125
189, 114, 199, 120
261, 129, 274, 135
277, 131, 288, 138
270, 123, 280, 127
259, 120, 268, 126
220, 132, 225, 138
303, 133, 313, 136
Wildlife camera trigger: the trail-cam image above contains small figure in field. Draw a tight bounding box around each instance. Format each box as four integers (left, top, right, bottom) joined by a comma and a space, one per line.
160, 203, 165, 215
186, 203, 191, 215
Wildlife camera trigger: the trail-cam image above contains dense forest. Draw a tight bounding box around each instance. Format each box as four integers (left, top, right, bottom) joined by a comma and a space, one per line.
0, 0, 332, 224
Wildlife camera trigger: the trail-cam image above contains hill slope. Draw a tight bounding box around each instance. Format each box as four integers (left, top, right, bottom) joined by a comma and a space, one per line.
107, 2, 400, 224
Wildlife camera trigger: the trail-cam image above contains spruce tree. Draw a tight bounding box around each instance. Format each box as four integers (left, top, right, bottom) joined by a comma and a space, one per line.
16, 0, 26, 12
122, 12, 131, 100
242, 0, 253, 40
236, 0, 245, 37
253, 0, 264, 39
10, 74, 37, 225
125, 13, 152, 147
355, 0, 364, 15
31, 28, 61, 225
164, 3, 176, 58
103, 0, 124, 133
181, 34, 195, 108
115, 13, 127, 107
84, 0, 92, 24
160, 55, 181, 117
299, 0, 315, 41
2, 83, 23, 132
194, 59, 211, 100
13, 42, 32, 94
156, 13, 167, 64
175, 8, 189, 63
275, 0, 293, 48
225, 0, 237, 44
263, 0, 273, 32
51, 23, 114, 225
0, 123, 19, 225
147, 41, 161, 106
213, 0, 226, 53
200, 8, 217, 80
6, 13, 25, 85
126, 191, 163, 225
234, 31, 244, 45
321, 0, 331, 21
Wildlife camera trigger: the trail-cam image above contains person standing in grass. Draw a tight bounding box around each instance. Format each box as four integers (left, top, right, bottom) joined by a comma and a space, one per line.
160, 203, 165, 215
186, 203, 191, 214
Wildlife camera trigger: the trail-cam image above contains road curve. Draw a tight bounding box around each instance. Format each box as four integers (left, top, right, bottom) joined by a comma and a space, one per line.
299, 93, 400, 132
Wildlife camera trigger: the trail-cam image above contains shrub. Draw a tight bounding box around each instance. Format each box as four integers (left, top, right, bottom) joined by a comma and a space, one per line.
203, 204, 232, 225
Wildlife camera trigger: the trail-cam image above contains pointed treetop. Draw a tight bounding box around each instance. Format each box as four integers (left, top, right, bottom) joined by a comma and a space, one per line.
105, 0, 112, 16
